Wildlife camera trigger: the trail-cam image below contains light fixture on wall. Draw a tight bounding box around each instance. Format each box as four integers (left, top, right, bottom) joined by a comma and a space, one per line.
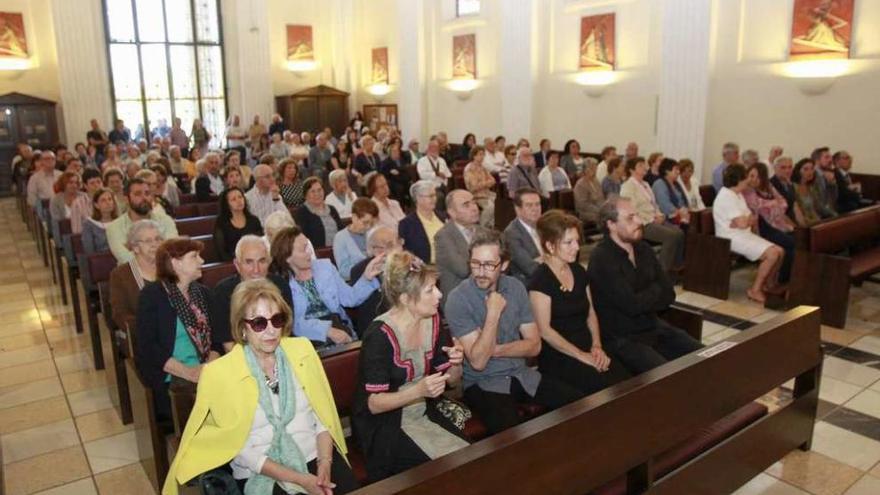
447, 78, 478, 100
574, 70, 616, 98
782, 60, 848, 96
366, 83, 393, 102
286, 60, 318, 77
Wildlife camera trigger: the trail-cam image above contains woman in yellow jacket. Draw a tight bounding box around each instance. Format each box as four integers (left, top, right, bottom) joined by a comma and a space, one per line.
163, 279, 358, 495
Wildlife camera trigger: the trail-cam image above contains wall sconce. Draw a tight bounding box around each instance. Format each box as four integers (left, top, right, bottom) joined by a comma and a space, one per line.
447, 78, 478, 100
782, 60, 848, 96
0, 58, 32, 81
574, 70, 616, 98
366, 83, 393, 102
286, 60, 318, 78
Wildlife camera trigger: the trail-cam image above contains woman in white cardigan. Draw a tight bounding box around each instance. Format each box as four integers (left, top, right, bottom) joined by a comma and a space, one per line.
676, 158, 706, 211
538, 151, 572, 198
333, 198, 378, 280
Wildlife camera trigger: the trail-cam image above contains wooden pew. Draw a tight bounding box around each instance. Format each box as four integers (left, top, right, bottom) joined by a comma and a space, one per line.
682, 208, 734, 300
849, 173, 880, 202
786, 205, 880, 328
350, 306, 821, 495
163, 305, 703, 490
175, 215, 216, 237
699, 185, 716, 208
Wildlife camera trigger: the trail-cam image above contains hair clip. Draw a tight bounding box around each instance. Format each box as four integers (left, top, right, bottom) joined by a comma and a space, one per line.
409, 258, 424, 273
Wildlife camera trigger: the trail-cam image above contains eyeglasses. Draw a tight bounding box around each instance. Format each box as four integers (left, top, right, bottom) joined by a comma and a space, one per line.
469, 260, 502, 272
243, 312, 288, 332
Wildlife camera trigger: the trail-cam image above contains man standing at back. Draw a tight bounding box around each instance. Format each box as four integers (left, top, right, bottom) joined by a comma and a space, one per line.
212, 235, 292, 351
435, 189, 482, 297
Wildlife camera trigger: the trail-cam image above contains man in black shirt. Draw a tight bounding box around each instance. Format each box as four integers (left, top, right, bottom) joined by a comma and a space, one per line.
587, 196, 702, 374
212, 235, 292, 352
108, 119, 132, 145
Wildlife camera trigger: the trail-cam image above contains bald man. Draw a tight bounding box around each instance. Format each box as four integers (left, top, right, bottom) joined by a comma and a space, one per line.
435, 189, 484, 297
349, 225, 403, 336
245, 163, 288, 225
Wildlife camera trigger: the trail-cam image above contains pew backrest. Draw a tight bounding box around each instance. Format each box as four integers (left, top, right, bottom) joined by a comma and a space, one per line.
350, 307, 822, 495
807, 206, 880, 254
175, 215, 216, 237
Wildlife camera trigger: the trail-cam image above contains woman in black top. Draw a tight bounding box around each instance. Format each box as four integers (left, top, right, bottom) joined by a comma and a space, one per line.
135, 238, 219, 420
294, 177, 344, 248
213, 187, 263, 261
528, 210, 629, 396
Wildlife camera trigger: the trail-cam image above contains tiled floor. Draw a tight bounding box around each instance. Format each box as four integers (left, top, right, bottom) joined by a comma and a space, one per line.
2, 198, 880, 494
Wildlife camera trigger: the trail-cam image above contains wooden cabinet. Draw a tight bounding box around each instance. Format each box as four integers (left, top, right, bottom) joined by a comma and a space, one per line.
0, 92, 58, 196
275, 85, 350, 137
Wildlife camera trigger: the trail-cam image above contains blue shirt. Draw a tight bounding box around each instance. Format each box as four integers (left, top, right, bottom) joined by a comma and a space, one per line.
287, 259, 379, 342
333, 228, 368, 280
712, 162, 728, 192
652, 179, 687, 218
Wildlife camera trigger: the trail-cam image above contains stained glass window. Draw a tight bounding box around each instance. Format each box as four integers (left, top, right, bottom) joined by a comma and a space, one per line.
103, 0, 227, 148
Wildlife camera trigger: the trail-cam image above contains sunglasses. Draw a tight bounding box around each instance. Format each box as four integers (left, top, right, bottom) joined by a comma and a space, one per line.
243, 313, 287, 332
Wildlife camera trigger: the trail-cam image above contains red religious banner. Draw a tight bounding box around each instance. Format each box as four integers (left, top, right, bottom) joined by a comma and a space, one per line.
579, 13, 615, 71
790, 0, 854, 61
452, 34, 476, 79
372, 47, 389, 84
0, 12, 28, 59
287, 25, 314, 61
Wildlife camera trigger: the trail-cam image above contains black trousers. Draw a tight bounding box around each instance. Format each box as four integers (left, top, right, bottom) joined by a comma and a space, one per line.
463, 376, 583, 436
606, 320, 704, 375
235, 449, 359, 494
758, 217, 794, 283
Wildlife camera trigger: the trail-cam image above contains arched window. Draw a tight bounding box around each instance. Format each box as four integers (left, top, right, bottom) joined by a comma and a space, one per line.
102, 0, 227, 147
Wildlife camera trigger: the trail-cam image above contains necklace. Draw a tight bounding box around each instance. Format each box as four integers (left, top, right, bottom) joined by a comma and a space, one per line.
264, 359, 279, 394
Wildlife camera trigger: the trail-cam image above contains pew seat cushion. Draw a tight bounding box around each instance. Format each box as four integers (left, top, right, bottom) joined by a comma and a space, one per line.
594, 402, 768, 495
848, 246, 880, 279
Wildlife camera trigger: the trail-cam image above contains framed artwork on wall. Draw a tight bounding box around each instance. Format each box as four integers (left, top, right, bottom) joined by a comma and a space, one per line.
363, 104, 398, 131
790, 0, 853, 61
452, 34, 477, 79
286, 25, 314, 61
579, 13, 615, 71
371, 47, 389, 84
0, 12, 28, 59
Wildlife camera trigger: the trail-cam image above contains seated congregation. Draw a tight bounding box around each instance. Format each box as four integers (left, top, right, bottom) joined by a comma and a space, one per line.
15, 117, 853, 494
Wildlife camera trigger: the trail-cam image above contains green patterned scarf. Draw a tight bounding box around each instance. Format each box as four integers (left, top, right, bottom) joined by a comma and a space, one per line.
243, 345, 309, 495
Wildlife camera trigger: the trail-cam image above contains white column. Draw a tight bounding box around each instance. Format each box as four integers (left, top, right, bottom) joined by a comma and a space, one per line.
50, 0, 113, 145
223, 0, 274, 123
498, 0, 534, 141
656, 0, 712, 171
327, 0, 357, 98
397, 0, 426, 142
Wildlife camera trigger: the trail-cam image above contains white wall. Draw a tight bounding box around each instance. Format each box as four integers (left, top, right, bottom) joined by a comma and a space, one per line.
703, 0, 880, 179
533, 0, 661, 154
0, 0, 60, 102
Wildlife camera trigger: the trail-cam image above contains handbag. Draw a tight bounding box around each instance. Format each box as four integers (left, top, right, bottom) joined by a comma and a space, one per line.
198, 468, 242, 495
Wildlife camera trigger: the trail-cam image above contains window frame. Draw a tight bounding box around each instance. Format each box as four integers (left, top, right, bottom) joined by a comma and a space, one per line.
100, 0, 229, 146
455, 0, 481, 18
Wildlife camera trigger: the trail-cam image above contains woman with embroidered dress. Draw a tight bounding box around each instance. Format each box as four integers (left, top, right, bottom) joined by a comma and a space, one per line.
353, 250, 469, 482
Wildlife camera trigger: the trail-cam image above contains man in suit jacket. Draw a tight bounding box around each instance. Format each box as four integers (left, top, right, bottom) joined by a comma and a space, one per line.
503, 187, 543, 285
533, 138, 551, 169
435, 189, 482, 297
770, 156, 796, 220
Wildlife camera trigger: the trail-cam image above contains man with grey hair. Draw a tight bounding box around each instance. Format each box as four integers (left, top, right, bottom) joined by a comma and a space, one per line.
349, 225, 403, 336
194, 151, 223, 201
416, 139, 452, 190
245, 164, 287, 225
588, 196, 702, 374
770, 156, 796, 219
211, 235, 293, 351
712, 142, 740, 192
742, 149, 760, 167
506, 146, 541, 199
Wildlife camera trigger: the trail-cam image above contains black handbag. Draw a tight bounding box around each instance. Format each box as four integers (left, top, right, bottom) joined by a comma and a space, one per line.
198, 468, 242, 495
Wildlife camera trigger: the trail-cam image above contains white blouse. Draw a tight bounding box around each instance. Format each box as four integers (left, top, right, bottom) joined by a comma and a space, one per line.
231, 371, 327, 479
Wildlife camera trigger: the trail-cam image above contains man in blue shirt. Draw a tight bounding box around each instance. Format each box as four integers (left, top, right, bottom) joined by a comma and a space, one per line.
712, 142, 740, 191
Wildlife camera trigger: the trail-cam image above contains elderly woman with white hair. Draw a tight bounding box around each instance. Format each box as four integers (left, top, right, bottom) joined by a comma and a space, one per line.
110, 219, 162, 333
325, 169, 358, 220
397, 180, 446, 263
